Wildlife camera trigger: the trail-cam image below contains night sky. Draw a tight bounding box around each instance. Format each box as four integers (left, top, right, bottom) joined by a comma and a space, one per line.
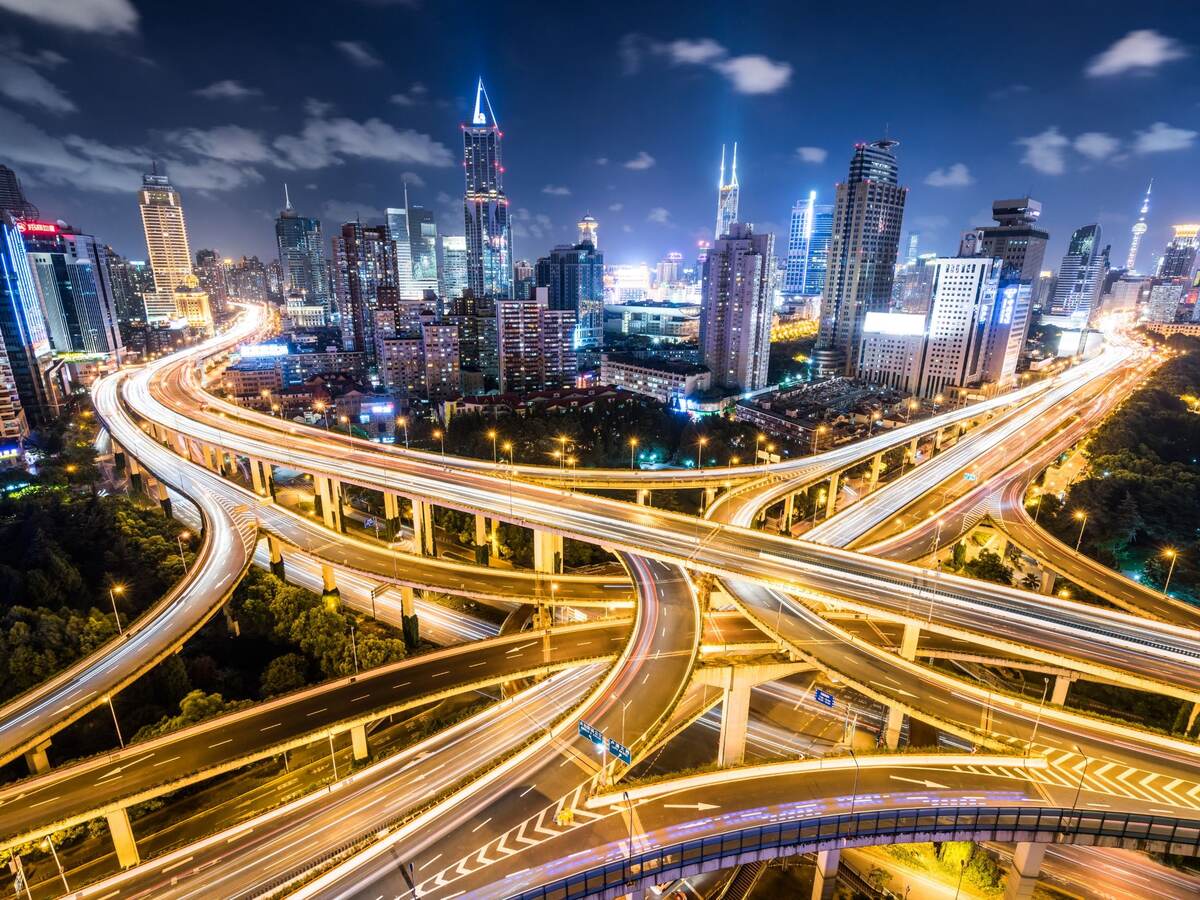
2, 0, 1198, 272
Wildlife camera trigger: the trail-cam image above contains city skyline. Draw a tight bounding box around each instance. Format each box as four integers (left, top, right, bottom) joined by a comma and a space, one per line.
0, 2, 1197, 270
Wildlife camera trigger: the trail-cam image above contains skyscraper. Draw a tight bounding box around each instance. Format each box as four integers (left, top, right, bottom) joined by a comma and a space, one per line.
463, 79, 512, 298
384, 206, 418, 300
1126, 181, 1152, 272
0, 165, 38, 220
715, 144, 739, 239
905, 233, 920, 266
0, 214, 56, 423
440, 234, 468, 303
814, 139, 908, 375
104, 249, 149, 326
332, 222, 398, 358
1050, 224, 1108, 323
1160, 225, 1200, 279
577, 214, 599, 248
138, 168, 193, 322
194, 249, 229, 320
700, 222, 775, 392
782, 191, 833, 299
275, 186, 330, 316
408, 202, 439, 295
535, 242, 604, 350
918, 255, 1000, 398
978, 198, 1049, 282
497, 290, 576, 393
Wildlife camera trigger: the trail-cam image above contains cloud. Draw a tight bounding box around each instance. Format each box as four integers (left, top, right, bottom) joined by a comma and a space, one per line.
274, 113, 454, 169
542, 184, 571, 196
0, 45, 75, 114
1073, 132, 1121, 161
795, 146, 827, 164
321, 200, 384, 224
304, 98, 334, 118
609, 203, 623, 212
0, 0, 138, 35
621, 34, 792, 95
167, 125, 272, 163
1133, 121, 1197, 154
1086, 29, 1187, 77
334, 40, 384, 68
194, 80, 262, 101
989, 83, 1031, 100
160, 158, 263, 192
1016, 127, 1071, 175
624, 151, 655, 170
511, 207, 554, 242
595, 157, 609, 166
390, 82, 428, 106
646, 207, 671, 224
400, 171, 425, 188
924, 163, 974, 187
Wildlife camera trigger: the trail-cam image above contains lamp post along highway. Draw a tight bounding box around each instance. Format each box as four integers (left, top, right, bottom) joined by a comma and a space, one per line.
42, 836, 68, 893
399, 417, 409, 449
1163, 548, 1179, 597
1073, 510, 1088, 553
433, 428, 444, 456
105, 694, 124, 748
109, 584, 125, 635
176, 531, 189, 570
696, 436, 708, 470
629, 436, 638, 471
1028, 677, 1049, 755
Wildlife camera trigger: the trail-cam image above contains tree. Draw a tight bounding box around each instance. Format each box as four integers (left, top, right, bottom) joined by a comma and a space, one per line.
962, 549, 1014, 586
1020, 572, 1042, 592
260, 653, 309, 697
133, 690, 250, 740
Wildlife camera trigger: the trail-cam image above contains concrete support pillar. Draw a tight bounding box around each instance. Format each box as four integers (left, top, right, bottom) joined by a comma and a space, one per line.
23, 741, 50, 776
474, 513, 490, 565
153, 478, 172, 517
112, 440, 126, 471
702, 486, 717, 512
1050, 674, 1071, 706
489, 518, 501, 566
906, 436, 918, 464
202, 443, 219, 472
1003, 842, 1047, 900
223, 451, 239, 478
899, 622, 920, 661
107, 807, 140, 869
884, 703, 904, 749
320, 564, 339, 606
267, 534, 285, 579
934, 427, 946, 451
315, 475, 344, 532
350, 723, 368, 761
781, 494, 795, 534
824, 471, 840, 519
410, 498, 435, 556
1039, 569, 1056, 596
382, 491, 401, 541
250, 457, 267, 497
812, 848, 840, 900
718, 670, 753, 768
399, 585, 419, 650
867, 452, 883, 491
533, 529, 563, 575
127, 456, 143, 493
636, 488, 651, 506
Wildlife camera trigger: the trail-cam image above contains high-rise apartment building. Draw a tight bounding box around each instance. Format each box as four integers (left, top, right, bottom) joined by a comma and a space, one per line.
715, 144, 739, 239
0, 214, 57, 423
513, 260, 534, 300
577, 214, 599, 249
138, 168, 193, 322
782, 191, 833, 299
332, 222, 399, 359
1126, 181, 1152, 272
814, 139, 907, 375
194, 249, 229, 320
421, 323, 461, 400
105, 249, 149, 325
444, 294, 498, 389
535, 242, 604, 350
408, 203, 439, 296
917, 255, 1000, 398
276, 187, 330, 315
1146, 278, 1185, 323
700, 222, 775, 392
978, 198, 1049, 282
1050, 224, 1108, 323
440, 235, 468, 303
0, 165, 38, 220
1160, 225, 1200, 279
463, 80, 512, 298
497, 290, 576, 393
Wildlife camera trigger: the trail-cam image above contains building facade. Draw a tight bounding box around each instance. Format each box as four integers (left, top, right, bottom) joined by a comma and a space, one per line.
535, 242, 604, 350
700, 222, 775, 392
782, 191, 833, 299
1050, 224, 1108, 323
0, 214, 57, 423
715, 144, 739, 239
276, 189, 330, 315
440, 234, 468, 304
918, 255, 1000, 398
138, 169, 193, 322
463, 80, 512, 298
332, 222, 398, 359
497, 290, 576, 393
1160, 225, 1199, 279
600, 353, 710, 406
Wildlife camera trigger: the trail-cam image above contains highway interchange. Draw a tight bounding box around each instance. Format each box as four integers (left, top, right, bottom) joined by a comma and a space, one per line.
6, 306, 1200, 899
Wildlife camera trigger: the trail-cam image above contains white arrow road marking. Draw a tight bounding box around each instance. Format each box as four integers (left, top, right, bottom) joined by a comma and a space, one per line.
662, 802, 720, 811
890, 776, 949, 789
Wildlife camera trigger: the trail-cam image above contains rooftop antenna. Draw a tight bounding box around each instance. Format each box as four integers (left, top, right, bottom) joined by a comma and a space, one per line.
283, 183, 292, 211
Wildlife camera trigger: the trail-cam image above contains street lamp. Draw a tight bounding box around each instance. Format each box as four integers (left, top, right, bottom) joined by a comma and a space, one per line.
177, 531, 190, 569
42, 836, 69, 893
488, 429, 498, 464
1068, 744, 1092, 830
339, 414, 350, 433
904, 398, 918, 422
1030, 488, 1044, 522
628, 436, 639, 470
104, 694, 124, 748
1162, 548, 1179, 597
812, 424, 828, 453
314, 401, 329, 429
109, 584, 125, 635
1072, 510, 1088, 553
1028, 676, 1049, 755
398, 416, 409, 448
502, 441, 513, 464
755, 433, 765, 463
696, 436, 708, 469
433, 428, 444, 456
557, 435, 569, 471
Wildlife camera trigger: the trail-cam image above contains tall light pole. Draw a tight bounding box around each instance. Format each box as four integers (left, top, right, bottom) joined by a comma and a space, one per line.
42, 837, 69, 893
177, 531, 189, 570
1072, 510, 1088, 553
696, 436, 708, 470
398, 416, 409, 448
1028, 676, 1049, 755
105, 694, 124, 748
109, 584, 125, 635
488, 429, 498, 464
349, 625, 359, 674
1069, 743, 1091, 830
755, 433, 765, 463
629, 436, 638, 471
812, 425, 828, 454
433, 428, 445, 456
1031, 489, 1044, 522
1162, 548, 1179, 597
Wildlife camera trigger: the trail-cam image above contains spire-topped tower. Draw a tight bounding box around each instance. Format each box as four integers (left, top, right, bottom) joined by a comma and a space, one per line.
463, 78, 512, 297
715, 142, 740, 239
281, 183, 295, 217
1125, 179, 1153, 272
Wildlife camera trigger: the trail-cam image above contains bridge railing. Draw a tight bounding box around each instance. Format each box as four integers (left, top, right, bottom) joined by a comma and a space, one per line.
506, 805, 1200, 900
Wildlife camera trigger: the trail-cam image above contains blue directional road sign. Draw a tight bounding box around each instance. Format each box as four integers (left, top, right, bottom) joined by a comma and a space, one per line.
962, 472, 978, 481
814, 688, 836, 708
608, 738, 632, 764
578, 720, 604, 746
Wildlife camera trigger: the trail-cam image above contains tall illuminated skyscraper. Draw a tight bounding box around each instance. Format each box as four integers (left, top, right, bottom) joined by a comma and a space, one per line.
783, 191, 833, 299
577, 214, 599, 248
408, 201, 439, 295
814, 139, 907, 375
700, 222, 775, 391
138, 167, 193, 322
463, 79, 512, 298
1050, 224, 1108, 324
275, 185, 331, 316
440, 235, 468, 303
1126, 181, 1152, 272
1160, 224, 1200, 279
715, 144, 739, 239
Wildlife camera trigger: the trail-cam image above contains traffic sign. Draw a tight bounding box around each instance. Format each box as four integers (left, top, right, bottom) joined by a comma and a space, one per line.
962, 472, 977, 481
608, 738, 632, 764
578, 720, 604, 746
814, 688, 836, 708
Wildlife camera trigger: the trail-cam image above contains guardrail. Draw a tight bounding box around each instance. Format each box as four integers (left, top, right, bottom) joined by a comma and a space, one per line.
506, 805, 1200, 900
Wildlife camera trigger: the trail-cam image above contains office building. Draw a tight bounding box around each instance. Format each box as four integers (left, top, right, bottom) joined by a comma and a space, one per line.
814, 139, 907, 375
656, 252, 683, 287
535, 242, 604, 350
0, 214, 57, 423
332, 222, 399, 359
978, 198, 1049, 282
497, 289, 576, 393
444, 294, 498, 389
1126, 181, 1153, 272
892, 252, 938, 314
715, 143, 739, 239
138, 168, 193, 322
463, 80, 512, 298
0, 165, 38, 220
610, 264, 651, 304
285, 290, 327, 329
699, 222, 775, 392
513, 259, 534, 300
603, 300, 700, 343
408, 203, 439, 296
981, 278, 1033, 387
226, 255, 271, 303
905, 233, 920, 265
421, 323, 461, 400
105, 250, 149, 325
782, 191, 833, 299
194, 249, 229, 320
276, 187, 330, 315
599, 354, 711, 407
854, 312, 927, 394
22, 220, 123, 355
1146, 278, 1186, 323
172, 274, 213, 332
577, 214, 599, 249
1050, 224, 1108, 323
384, 206, 418, 300
917, 255, 1000, 398
440, 235, 468, 304
1160, 225, 1200, 279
